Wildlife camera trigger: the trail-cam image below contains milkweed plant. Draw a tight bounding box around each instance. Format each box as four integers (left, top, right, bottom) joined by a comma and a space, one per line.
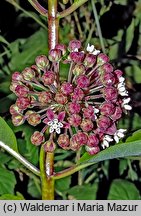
0, 0, 141, 200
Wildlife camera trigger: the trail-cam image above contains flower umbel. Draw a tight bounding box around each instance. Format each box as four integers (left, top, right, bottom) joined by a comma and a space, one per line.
10, 40, 131, 155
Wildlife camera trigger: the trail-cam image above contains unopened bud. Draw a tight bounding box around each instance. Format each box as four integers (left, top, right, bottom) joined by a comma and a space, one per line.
31, 131, 45, 146
12, 114, 25, 126
49, 49, 62, 62
22, 67, 35, 81
35, 55, 49, 70
43, 140, 56, 152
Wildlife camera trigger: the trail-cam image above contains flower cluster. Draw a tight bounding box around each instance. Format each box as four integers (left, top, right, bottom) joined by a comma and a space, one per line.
10, 40, 131, 155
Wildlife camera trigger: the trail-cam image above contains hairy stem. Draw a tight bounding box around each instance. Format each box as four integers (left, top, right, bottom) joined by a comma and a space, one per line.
40, 146, 54, 200
28, 0, 47, 16
58, 0, 88, 19
0, 141, 40, 176
48, 0, 59, 49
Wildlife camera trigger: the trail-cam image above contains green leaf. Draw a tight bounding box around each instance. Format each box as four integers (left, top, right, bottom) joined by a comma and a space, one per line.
9, 28, 48, 71
0, 94, 16, 113
12, 125, 39, 165
79, 139, 141, 164
67, 184, 98, 200
0, 167, 16, 195
0, 152, 12, 164
125, 18, 135, 52
0, 192, 24, 200
126, 129, 141, 142
119, 159, 128, 175
27, 178, 41, 199
114, 0, 128, 5
56, 176, 71, 192
125, 65, 141, 83
108, 179, 140, 200
0, 117, 18, 152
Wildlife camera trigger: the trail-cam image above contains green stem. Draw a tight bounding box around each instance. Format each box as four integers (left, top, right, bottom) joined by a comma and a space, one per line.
58, 0, 88, 19
54, 163, 92, 180
91, 0, 105, 53
0, 141, 40, 176
39, 147, 54, 199
27, 0, 47, 16
45, 152, 55, 199
40, 146, 51, 199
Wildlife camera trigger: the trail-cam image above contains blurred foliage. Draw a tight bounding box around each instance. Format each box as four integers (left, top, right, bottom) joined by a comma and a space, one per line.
0, 0, 141, 200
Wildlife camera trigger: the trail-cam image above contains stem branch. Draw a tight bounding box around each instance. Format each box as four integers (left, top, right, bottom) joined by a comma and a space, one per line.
58, 0, 88, 19
54, 162, 93, 180
28, 0, 48, 16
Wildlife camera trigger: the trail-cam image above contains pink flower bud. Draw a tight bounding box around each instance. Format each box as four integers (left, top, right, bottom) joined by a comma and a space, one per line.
58, 134, 70, 150
43, 140, 56, 152
70, 135, 80, 151
68, 114, 81, 127
55, 92, 68, 105
42, 71, 55, 85
60, 82, 73, 95
83, 105, 95, 119
101, 73, 116, 86
100, 63, 114, 74
80, 119, 93, 132
106, 123, 117, 135
72, 88, 84, 101
27, 112, 41, 126
10, 82, 19, 92
16, 97, 30, 110
31, 131, 45, 146
49, 49, 62, 62
70, 52, 85, 63
75, 131, 88, 145
87, 134, 99, 147
104, 87, 118, 101
15, 85, 29, 97
68, 102, 81, 114
114, 69, 123, 78
72, 64, 85, 76
111, 106, 122, 121
85, 146, 100, 155
84, 54, 96, 67
55, 44, 66, 55
35, 55, 49, 70
97, 115, 112, 132
76, 75, 90, 88
69, 40, 81, 51
12, 114, 25, 126
12, 72, 23, 81
100, 102, 115, 115
97, 53, 110, 65
38, 91, 52, 104
22, 67, 35, 81
10, 104, 22, 115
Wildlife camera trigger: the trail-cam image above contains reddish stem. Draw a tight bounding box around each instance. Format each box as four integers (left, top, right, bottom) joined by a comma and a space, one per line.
48, 0, 59, 49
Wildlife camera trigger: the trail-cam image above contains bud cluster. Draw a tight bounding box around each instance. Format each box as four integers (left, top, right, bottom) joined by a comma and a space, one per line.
10, 40, 131, 155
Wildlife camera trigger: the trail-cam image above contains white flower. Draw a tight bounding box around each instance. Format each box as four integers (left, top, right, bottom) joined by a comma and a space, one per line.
114, 129, 126, 143
101, 135, 113, 149
86, 43, 100, 55
47, 118, 63, 134
122, 97, 132, 110
117, 77, 129, 96
92, 106, 99, 119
